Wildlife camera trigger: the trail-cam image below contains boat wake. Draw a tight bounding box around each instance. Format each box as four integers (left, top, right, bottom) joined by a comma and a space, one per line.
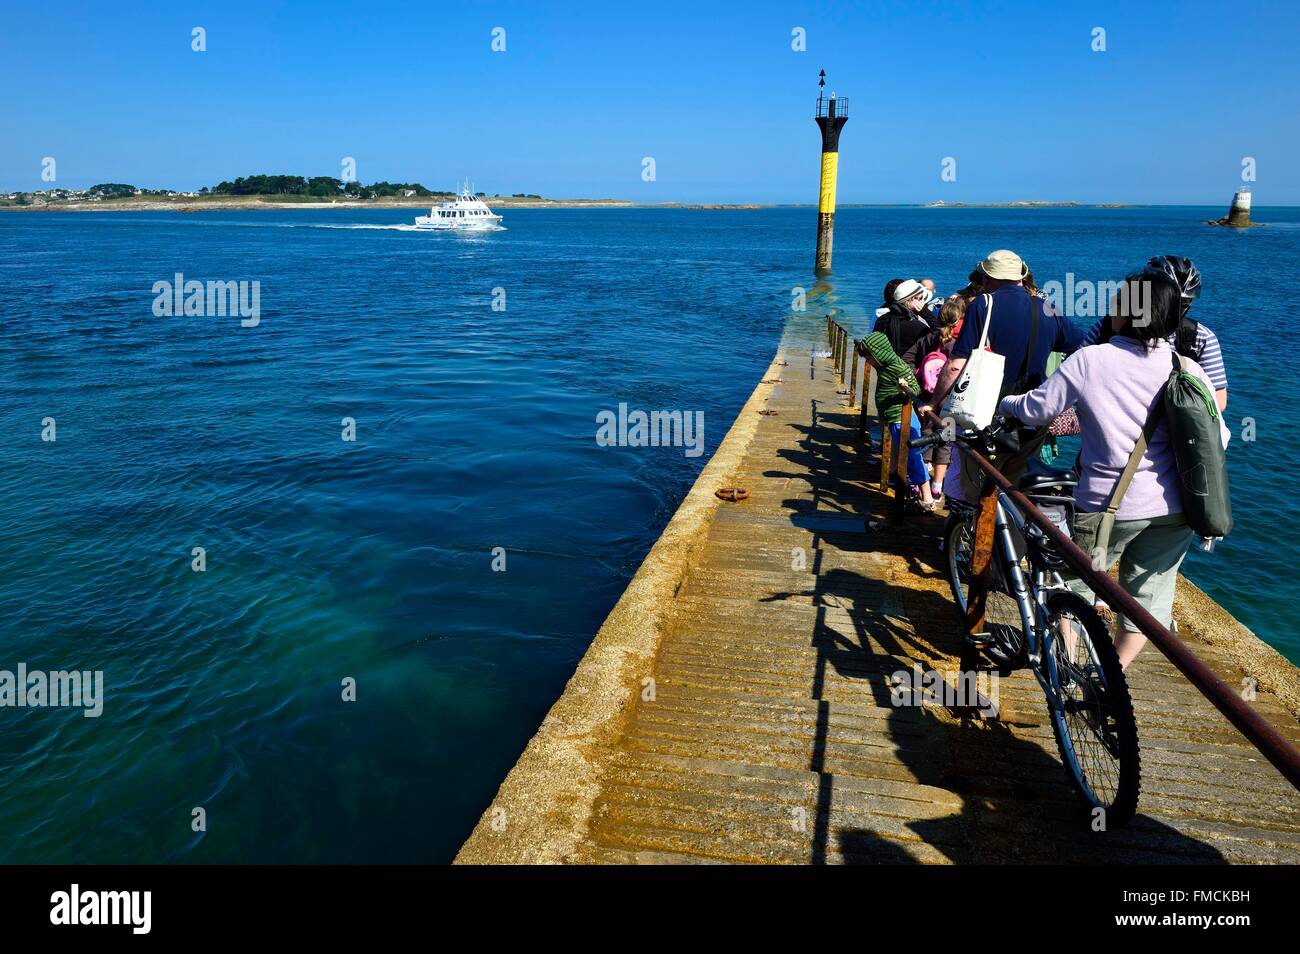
87, 218, 506, 233
301, 223, 506, 233
305, 223, 423, 231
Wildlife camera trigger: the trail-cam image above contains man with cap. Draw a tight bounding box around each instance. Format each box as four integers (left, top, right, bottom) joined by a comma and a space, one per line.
871, 278, 932, 362
925, 249, 1086, 500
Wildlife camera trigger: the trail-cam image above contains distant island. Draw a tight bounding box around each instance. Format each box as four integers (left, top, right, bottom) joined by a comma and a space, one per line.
921, 200, 1134, 209
1, 180, 1143, 213
0, 176, 635, 211
653, 203, 764, 210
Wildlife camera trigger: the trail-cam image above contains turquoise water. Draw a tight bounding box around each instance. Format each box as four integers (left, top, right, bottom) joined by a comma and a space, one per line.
0, 206, 1295, 862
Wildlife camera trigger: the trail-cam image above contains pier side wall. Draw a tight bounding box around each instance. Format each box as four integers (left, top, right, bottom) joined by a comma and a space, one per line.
455, 351, 787, 863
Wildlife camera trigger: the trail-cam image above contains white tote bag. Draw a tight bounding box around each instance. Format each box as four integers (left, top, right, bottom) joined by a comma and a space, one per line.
942, 293, 1004, 430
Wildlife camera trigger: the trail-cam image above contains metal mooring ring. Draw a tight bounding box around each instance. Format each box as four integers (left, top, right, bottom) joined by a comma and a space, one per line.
715, 488, 750, 502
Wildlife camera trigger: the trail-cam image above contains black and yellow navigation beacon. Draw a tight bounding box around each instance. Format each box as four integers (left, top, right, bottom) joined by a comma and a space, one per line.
813, 69, 848, 275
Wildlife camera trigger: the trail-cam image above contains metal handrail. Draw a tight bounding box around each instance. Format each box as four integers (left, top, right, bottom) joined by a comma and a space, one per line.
827, 317, 911, 513
821, 321, 1300, 790
917, 406, 1300, 791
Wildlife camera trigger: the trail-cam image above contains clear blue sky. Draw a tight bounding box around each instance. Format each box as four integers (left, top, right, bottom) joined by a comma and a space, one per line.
3, 0, 1297, 203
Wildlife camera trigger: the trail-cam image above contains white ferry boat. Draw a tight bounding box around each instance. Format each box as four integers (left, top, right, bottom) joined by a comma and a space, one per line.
414, 183, 503, 230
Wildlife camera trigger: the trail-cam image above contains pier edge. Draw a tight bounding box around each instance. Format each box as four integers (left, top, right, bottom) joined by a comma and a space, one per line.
454, 351, 789, 863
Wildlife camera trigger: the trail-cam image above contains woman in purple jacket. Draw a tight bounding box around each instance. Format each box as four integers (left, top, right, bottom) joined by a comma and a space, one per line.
999, 273, 1229, 669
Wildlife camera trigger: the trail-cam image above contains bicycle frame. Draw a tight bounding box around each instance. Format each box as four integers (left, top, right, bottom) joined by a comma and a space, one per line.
988, 492, 1071, 710
938, 421, 1104, 719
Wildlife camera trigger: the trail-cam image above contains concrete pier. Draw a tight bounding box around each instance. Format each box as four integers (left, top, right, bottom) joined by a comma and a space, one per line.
457, 316, 1300, 864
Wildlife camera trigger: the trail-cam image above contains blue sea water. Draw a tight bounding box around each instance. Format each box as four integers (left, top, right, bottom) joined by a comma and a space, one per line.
0, 205, 1296, 863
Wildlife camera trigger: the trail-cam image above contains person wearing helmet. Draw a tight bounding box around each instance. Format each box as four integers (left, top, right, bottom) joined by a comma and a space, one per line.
999, 272, 1230, 669
1082, 255, 1227, 410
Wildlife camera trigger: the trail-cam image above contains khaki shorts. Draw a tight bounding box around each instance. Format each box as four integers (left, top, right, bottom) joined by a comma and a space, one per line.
1067, 511, 1194, 631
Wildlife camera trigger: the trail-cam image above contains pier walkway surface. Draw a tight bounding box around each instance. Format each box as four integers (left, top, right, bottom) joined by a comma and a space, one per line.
458, 317, 1300, 864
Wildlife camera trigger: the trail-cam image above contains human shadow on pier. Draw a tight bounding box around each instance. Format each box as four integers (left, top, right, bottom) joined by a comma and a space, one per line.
762, 400, 885, 519
793, 561, 1224, 864
761, 397, 1226, 864
765, 402, 945, 583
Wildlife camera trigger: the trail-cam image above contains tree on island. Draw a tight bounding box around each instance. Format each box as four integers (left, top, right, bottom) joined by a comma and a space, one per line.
357, 181, 435, 198
207, 175, 437, 199
307, 176, 343, 197
88, 183, 138, 199
210, 175, 309, 196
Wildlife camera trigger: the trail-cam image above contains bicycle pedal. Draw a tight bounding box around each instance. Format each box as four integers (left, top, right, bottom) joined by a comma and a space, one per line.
965, 631, 996, 649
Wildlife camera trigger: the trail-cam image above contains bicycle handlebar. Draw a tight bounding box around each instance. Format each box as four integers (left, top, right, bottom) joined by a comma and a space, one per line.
907, 414, 1015, 453
907, 432, 946, 450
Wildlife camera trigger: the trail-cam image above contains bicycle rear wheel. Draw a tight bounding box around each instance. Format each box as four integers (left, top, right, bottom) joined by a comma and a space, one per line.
1044, 591, 1141, 828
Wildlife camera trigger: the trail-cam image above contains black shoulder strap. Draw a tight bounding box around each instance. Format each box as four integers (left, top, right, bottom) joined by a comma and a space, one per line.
1016, 296, 1040, 383
1175, 317, 1199, 359
1096, 316, 1114, 346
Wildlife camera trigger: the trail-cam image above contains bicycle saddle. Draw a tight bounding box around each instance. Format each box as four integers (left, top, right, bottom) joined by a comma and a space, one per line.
1018, 457, 1078, 491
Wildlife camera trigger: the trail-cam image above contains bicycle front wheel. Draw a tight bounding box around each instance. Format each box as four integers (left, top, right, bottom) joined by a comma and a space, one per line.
944, 512, 1025, 667
1044, 591, 1141, 829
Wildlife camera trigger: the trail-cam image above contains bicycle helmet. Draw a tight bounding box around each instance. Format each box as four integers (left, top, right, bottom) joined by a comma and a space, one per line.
1142, 255, 1201, 301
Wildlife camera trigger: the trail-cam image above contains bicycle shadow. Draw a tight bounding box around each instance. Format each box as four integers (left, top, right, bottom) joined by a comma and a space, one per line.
767, 397, 1227, 864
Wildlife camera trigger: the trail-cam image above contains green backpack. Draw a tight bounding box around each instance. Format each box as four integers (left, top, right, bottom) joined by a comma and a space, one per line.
1164, 351, 1232, 538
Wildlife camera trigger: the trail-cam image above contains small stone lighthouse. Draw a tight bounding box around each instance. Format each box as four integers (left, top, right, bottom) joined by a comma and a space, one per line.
1227, 189, 1252, 227
1209, 188, 1258, 228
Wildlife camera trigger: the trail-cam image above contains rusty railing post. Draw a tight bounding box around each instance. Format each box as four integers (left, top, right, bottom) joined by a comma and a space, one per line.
857, 353, 872, 446
878, 418, 892, 490
839, 327, 850, 391
847, 340, 859, 405
890, 398, 914, 522
962, 479, 1000, 672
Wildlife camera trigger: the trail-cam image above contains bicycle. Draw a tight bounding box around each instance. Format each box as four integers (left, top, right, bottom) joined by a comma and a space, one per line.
911, 418, 1141, 828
